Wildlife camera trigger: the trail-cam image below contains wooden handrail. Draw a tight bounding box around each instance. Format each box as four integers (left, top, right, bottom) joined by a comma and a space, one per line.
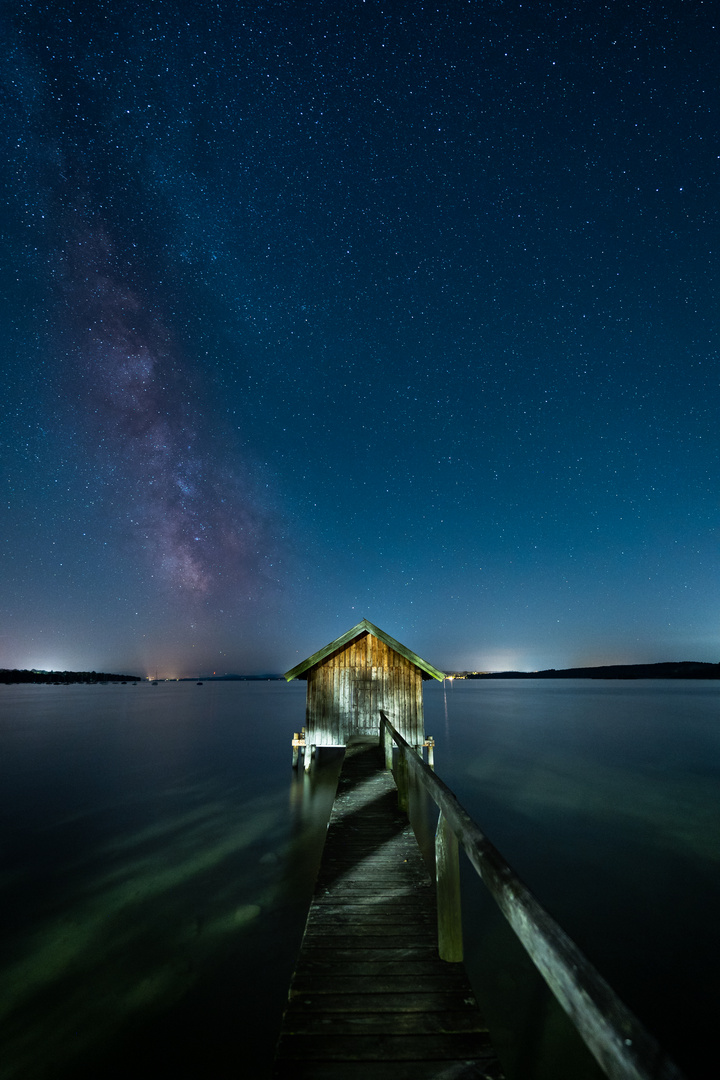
379, 711, 685, 1080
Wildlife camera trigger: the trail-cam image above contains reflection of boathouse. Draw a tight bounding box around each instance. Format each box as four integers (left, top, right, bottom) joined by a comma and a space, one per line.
284, 618, 445, 750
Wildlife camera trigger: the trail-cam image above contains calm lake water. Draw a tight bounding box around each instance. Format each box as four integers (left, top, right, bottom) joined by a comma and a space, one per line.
0, 679, 717, 1079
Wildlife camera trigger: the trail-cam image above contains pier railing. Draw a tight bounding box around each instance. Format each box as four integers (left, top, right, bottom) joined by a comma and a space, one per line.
379, 711, 685, 1080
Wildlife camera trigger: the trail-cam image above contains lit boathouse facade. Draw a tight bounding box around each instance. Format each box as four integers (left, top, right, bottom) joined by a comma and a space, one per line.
284, 618, 445, 750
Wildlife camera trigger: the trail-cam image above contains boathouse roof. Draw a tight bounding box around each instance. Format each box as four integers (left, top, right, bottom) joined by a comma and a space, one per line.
284, 618, 446, 682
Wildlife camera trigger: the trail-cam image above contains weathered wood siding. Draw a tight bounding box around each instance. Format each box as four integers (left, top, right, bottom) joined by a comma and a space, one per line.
305, 632, 425, 747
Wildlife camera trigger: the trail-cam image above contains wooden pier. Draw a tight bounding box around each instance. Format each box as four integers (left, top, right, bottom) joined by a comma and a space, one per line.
273, 742, 503, 1079
275, 717, 687, 1080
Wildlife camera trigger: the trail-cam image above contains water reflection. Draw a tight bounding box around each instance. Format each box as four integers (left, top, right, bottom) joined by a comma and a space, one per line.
422, 679, 720, 1080
280, 747, 344, 901
3, 679, 717, 1079
0, 684, 341, 1080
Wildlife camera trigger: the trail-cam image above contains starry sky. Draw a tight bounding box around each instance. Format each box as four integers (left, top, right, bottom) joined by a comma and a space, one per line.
2, 0, 719, 677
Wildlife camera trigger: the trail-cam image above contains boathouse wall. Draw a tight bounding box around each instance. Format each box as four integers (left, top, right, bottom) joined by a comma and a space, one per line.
304, 631, 425, 747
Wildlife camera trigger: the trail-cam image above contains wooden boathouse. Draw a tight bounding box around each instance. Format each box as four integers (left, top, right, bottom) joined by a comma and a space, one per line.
275, 621, 687, 1080
284, 618, 445, 757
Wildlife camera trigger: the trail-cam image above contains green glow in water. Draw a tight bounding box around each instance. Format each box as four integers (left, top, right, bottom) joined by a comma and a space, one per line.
0, 787, 289, 1080
466, 751, 720, 863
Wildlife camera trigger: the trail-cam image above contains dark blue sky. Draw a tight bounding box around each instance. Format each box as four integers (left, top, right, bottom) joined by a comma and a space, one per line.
2, 0, 719, 676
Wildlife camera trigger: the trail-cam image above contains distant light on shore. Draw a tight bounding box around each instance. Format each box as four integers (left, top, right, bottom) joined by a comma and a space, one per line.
479, 651, 525, 673
25, 656, 79, 674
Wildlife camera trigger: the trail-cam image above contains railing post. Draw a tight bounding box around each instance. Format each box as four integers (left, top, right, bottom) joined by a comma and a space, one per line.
396, 747, 409, 813
435, 811, 463, 962
383, 720, 393, 770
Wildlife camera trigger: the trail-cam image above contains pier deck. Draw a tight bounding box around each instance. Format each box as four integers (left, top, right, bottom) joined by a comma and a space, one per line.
273, 743, 503, 1079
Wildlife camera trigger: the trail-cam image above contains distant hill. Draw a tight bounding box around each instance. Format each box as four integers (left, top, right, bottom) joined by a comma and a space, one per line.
0, 669, 142, 685
178, 674, 284, 681
463, 661, 720, 680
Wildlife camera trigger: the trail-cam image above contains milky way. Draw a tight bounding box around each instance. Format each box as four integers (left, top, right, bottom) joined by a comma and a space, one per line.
57, 212, 279, 603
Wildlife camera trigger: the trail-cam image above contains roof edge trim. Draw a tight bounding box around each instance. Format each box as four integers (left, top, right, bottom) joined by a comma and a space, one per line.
284, 618, 445, 682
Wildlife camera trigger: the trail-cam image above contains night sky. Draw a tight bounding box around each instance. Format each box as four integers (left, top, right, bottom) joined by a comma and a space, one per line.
2, 1, 719, 677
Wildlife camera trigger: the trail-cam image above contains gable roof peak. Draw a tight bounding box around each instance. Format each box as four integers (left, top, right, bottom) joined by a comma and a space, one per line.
284, 619, 445, 682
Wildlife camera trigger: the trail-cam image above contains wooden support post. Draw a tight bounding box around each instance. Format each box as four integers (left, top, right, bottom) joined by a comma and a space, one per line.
395, 748, 409, 813
304, 743, 315, 772
291, 731, 307, 769
383, 722, 393, 771
427, 736, 435, 769
435, 811, 463, 962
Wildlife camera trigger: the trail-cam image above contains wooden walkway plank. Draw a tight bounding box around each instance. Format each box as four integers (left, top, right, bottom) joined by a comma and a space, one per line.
273, 744, 504, 1079
274, 1058, 501, 1080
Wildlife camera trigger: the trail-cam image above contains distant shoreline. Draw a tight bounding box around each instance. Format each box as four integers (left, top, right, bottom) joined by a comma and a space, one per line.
451, 661, 720, 680
1, 669, 142, 685
6, 661, 720, 686
0, 670, 284, 685
176, 674, 284, 682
